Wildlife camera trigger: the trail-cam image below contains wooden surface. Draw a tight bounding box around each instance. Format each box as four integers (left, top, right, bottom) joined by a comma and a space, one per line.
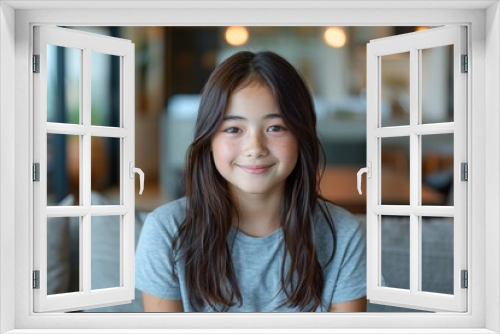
319, 166, 445, 213
102, 180, 169, 212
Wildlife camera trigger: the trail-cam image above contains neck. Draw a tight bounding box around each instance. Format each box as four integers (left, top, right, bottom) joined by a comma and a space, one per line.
230, 188, 283, 238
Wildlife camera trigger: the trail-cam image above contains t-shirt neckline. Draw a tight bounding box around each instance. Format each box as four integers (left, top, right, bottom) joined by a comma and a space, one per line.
229, 225, 284, 245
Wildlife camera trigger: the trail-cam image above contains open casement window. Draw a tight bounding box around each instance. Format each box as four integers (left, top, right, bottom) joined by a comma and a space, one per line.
33, 26, 138, 312
365, 25, 467, 312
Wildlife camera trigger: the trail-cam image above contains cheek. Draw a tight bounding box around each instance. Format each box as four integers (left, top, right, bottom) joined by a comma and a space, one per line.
211, 137, 238, 166
274, 137, 299, 166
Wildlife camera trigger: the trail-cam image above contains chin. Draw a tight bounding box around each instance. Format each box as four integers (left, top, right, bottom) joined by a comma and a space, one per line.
232, 184, 273, 196
228, 179, 286, 197
240, 188, 271, 195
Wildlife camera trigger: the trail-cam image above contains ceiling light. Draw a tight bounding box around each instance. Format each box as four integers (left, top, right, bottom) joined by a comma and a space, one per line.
324, 27, 346, 48
225, 26, 249, 46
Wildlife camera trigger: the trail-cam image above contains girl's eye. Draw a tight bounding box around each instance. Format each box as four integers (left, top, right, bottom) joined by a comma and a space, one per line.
268, 125, 286, 132
223, 127, 240, 134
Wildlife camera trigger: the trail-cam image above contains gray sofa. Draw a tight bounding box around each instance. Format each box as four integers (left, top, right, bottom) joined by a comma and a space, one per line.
48, 193, 452, 313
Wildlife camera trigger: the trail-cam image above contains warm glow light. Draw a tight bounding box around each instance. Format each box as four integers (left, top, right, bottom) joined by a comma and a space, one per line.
225, 26, 249, 46
324, 27, 346, 48
416, 26, 429, 32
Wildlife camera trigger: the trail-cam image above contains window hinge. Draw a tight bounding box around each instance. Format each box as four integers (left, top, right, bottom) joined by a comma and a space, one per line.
461, 270, 468, 289
33, 270, 40, 289
33, 54, 40, 73
461, 162, 468, 181
33, 163, 40, 182
461, 54, 468, 73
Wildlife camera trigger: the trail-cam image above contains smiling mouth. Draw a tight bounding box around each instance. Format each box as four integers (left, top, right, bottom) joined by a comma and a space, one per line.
239, 164, 274, 174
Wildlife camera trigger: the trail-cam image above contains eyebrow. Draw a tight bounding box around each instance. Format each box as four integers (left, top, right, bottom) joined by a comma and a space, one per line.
223, 113, 282, 121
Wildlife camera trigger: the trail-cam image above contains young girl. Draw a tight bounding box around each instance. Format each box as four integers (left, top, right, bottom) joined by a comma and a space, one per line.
135, 51, 367, 312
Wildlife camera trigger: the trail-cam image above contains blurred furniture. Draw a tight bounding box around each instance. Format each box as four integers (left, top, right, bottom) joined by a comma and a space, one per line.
161, 95, 200, 199
381, 149, 408, 174
319, 166, 445, 213
101, 180, 169, 212
423, 152, 453, 176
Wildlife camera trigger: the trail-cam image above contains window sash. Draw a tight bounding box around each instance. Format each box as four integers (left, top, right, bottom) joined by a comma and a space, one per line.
366, 25, 468, 312
32, 25, 136, 313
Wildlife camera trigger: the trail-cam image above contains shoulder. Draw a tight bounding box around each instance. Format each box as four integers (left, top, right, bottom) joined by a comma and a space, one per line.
143, 197, 188, 238
149, 197, 188, 220
314, 198, 361, 238
313, 199, 366, 277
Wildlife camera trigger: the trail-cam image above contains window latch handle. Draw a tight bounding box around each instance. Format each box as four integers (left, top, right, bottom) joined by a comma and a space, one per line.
129, 162, 144, 195
357, 162, 371, 195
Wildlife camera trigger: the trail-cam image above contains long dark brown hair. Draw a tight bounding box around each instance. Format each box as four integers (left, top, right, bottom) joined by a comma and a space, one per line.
171, 51, 337, 312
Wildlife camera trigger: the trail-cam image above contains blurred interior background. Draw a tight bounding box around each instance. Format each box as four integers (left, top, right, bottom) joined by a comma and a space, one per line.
46, 26, 455, 312
47, 25, 454, 212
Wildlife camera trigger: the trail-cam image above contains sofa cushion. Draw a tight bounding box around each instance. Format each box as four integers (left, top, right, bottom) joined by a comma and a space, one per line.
47, 194, 75, 295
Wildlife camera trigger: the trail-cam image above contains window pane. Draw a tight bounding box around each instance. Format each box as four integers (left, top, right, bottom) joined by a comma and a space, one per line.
381, 52, 410, 127
381, 215, 410, 290
47, 216, 80, 294
381, 137, 410, 205
421, 45, 454, 124
422, 133, 453, 206
91, 51, 121, 127
421, 217, 454, 294
47, 134, 79, 206
91, 215, 121, 290
47, 44, 80, 124
91, 137, 121, 204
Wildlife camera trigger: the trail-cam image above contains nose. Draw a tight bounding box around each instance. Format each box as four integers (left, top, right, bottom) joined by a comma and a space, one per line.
244, 131, 268, 158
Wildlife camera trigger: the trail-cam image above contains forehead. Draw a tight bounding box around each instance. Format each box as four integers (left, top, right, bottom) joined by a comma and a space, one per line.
226, 82, 279, 114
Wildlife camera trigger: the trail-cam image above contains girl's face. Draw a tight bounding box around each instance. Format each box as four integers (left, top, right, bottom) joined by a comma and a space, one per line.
211, 82, 299, 199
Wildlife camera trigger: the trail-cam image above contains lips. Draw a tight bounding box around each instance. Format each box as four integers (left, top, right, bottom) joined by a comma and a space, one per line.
238, 164, 274, 174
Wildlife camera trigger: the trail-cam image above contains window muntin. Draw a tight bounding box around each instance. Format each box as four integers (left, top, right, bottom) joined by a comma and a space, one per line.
33, 25, 136, 312
366, 25, 467, 312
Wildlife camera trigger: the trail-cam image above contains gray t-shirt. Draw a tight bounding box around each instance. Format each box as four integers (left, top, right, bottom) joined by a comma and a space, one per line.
135, 197, 366, 312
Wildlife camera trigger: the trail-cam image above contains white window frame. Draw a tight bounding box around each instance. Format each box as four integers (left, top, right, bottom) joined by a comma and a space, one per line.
366, 26, 468, 312
33, 25, 136, 313
0, 1, 499, 333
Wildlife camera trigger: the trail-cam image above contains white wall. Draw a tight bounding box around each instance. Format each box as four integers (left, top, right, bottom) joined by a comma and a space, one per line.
3, 4, 496, 332
0, 2, 16, 333
485, 2, 500, 333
